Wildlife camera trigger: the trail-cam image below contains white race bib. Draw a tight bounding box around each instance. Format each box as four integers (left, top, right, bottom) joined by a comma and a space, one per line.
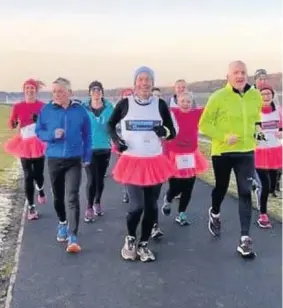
175, 154, 195, 170
20, 124, 36, 139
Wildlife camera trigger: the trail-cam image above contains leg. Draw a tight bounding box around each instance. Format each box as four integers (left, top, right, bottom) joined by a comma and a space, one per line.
161, 177, 181, 216
20, 158, 35, 206
276, 169, 282, 192
32, 156, 46, 204
138, 184, 161, 262
269, 169, 277, 196
85, 152, 96, 207
65, 159, 82, 236
253, 170, 262, 210
48, 159, 66, 222
256, 169, 272, 228
121, 185, 144, 261
175, 177, 196, 226
48, 159, 67, 242
21, 158, 38, 220
211, 156, 233, 214
151, 184, 164, 240
208, 155, 233, 237
122, 185, 130, 203
233, 154, 256, 257
93, 151, 111, 215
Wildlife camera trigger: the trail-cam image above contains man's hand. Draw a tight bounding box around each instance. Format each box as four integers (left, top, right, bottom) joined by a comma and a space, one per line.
226, 134, 238, 145
54, 128, 64, 139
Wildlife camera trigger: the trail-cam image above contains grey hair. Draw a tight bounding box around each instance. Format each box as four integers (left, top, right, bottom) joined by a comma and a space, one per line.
53, 77, 72, 90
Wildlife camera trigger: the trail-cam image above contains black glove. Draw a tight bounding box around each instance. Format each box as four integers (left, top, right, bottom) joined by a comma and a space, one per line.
255, 132, 267, 141
32, 114, 38, 122
11, 120, 18, 129
116, 139, 128, 152
153, 125, 167, 138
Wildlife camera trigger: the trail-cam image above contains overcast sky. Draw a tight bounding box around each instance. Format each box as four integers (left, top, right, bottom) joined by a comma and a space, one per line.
0, 0, 281, 91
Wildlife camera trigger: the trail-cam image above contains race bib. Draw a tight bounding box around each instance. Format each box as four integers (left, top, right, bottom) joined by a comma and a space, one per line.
175, 154, 195, 170
20, 124, 36, 139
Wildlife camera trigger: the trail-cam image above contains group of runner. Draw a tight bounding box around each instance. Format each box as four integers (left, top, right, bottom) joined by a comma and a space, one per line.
4, 61, 282, 261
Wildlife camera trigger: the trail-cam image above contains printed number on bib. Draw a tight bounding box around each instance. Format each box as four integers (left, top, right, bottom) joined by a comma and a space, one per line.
20, 124, 36, 139
176, 154, 195, 170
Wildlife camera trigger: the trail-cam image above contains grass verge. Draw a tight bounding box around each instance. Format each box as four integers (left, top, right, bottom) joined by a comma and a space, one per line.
0, 105, 16, 184
198, 140, 282, 222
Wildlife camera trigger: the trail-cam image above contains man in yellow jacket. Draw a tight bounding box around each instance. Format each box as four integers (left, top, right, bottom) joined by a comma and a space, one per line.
199, 60, 262, 258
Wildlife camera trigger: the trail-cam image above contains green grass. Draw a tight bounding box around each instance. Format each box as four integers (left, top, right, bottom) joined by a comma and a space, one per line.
198, 140, 282, 222
0, 105, 16, 184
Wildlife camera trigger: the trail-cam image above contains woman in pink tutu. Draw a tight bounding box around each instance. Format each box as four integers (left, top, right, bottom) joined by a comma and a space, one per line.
161, 91, 209, 225
4, 79, 47, 220
108, 66, 176, 262
254, 83, 282, 228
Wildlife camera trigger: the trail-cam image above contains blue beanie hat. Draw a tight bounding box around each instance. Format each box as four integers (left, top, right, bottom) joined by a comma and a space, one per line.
134, 66, 154, 85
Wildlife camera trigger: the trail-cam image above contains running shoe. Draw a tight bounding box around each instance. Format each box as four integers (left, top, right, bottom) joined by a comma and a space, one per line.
121, 236, 137, 261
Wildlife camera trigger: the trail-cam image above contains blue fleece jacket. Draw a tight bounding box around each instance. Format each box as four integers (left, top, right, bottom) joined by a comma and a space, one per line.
35, 100, 92, 162
82, 99, 114, 150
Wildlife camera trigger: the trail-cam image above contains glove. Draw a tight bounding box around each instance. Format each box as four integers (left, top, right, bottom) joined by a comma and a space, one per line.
32, 114, 38, 122
255, 132, 267, 141
11, 120, 18, 129
116, 139, 128, 152
153, 125, 167, 138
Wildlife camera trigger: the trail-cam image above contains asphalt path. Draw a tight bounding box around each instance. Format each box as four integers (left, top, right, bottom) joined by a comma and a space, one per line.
10, 155, 282, 308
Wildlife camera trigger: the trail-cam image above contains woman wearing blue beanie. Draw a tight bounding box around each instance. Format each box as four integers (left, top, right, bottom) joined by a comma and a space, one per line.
108, 66, 176, 262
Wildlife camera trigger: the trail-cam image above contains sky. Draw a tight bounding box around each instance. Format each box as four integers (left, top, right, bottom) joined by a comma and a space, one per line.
0, 0, 282, 91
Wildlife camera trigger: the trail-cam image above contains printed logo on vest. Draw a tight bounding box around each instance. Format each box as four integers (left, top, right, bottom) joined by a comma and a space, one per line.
125, 120, 161, 131
262, 120, 279, 130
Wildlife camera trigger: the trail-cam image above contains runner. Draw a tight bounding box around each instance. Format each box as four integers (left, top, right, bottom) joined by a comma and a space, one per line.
253, 69, 282, 196
199, 61, 262, 258
112, 88, 134, 203
169, 79, 188, 108
162, 91, 209, 225
152, 87, 162, 98
83, 81, 114, 222
4, 79, 47, 220
108, 66, 176, 262
254, 83, 282, 228
36, 77, 92, 253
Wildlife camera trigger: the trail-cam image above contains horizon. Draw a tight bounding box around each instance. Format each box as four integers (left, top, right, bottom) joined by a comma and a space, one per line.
1, 72, 282, 93
1, 0, 281, 91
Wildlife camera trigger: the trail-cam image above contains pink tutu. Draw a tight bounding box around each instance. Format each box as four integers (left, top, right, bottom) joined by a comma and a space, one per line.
4, 134, 46, 159
255, 146, 282, 169
112, 154, 176, 186
169, 149, 209, 178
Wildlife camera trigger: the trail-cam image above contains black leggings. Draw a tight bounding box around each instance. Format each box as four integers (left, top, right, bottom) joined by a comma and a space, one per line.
268, 169, 278, 193
166, 177, 196, 212
211, 153, 254, 236
127, 184, 161, 242
85, 151, 111, 206
20, 156, 45, 206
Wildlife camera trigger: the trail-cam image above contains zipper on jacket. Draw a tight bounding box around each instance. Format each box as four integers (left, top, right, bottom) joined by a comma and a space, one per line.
63, 110, 67, 157
240, 96, 247, 145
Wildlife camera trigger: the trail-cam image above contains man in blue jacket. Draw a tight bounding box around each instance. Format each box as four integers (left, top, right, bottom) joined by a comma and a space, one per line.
36, 77, 92, 253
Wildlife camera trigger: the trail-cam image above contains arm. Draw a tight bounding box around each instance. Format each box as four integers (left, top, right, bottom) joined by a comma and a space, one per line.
198, 93, 227, 141
81, 109, 92, 163
107, 98, 128, 143
8, 104, 18, 129
158, 99, 176, 140
35, 107, 55, 142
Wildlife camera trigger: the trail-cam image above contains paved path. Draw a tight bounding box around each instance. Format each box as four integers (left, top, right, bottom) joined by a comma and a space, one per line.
10, 156, 282, 308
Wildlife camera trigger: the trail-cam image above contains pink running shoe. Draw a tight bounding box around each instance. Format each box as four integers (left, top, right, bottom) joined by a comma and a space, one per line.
257, 214, 272, 228
27, 206, 39, 220
94, 203, 104, 216
84, 207, 95, 222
